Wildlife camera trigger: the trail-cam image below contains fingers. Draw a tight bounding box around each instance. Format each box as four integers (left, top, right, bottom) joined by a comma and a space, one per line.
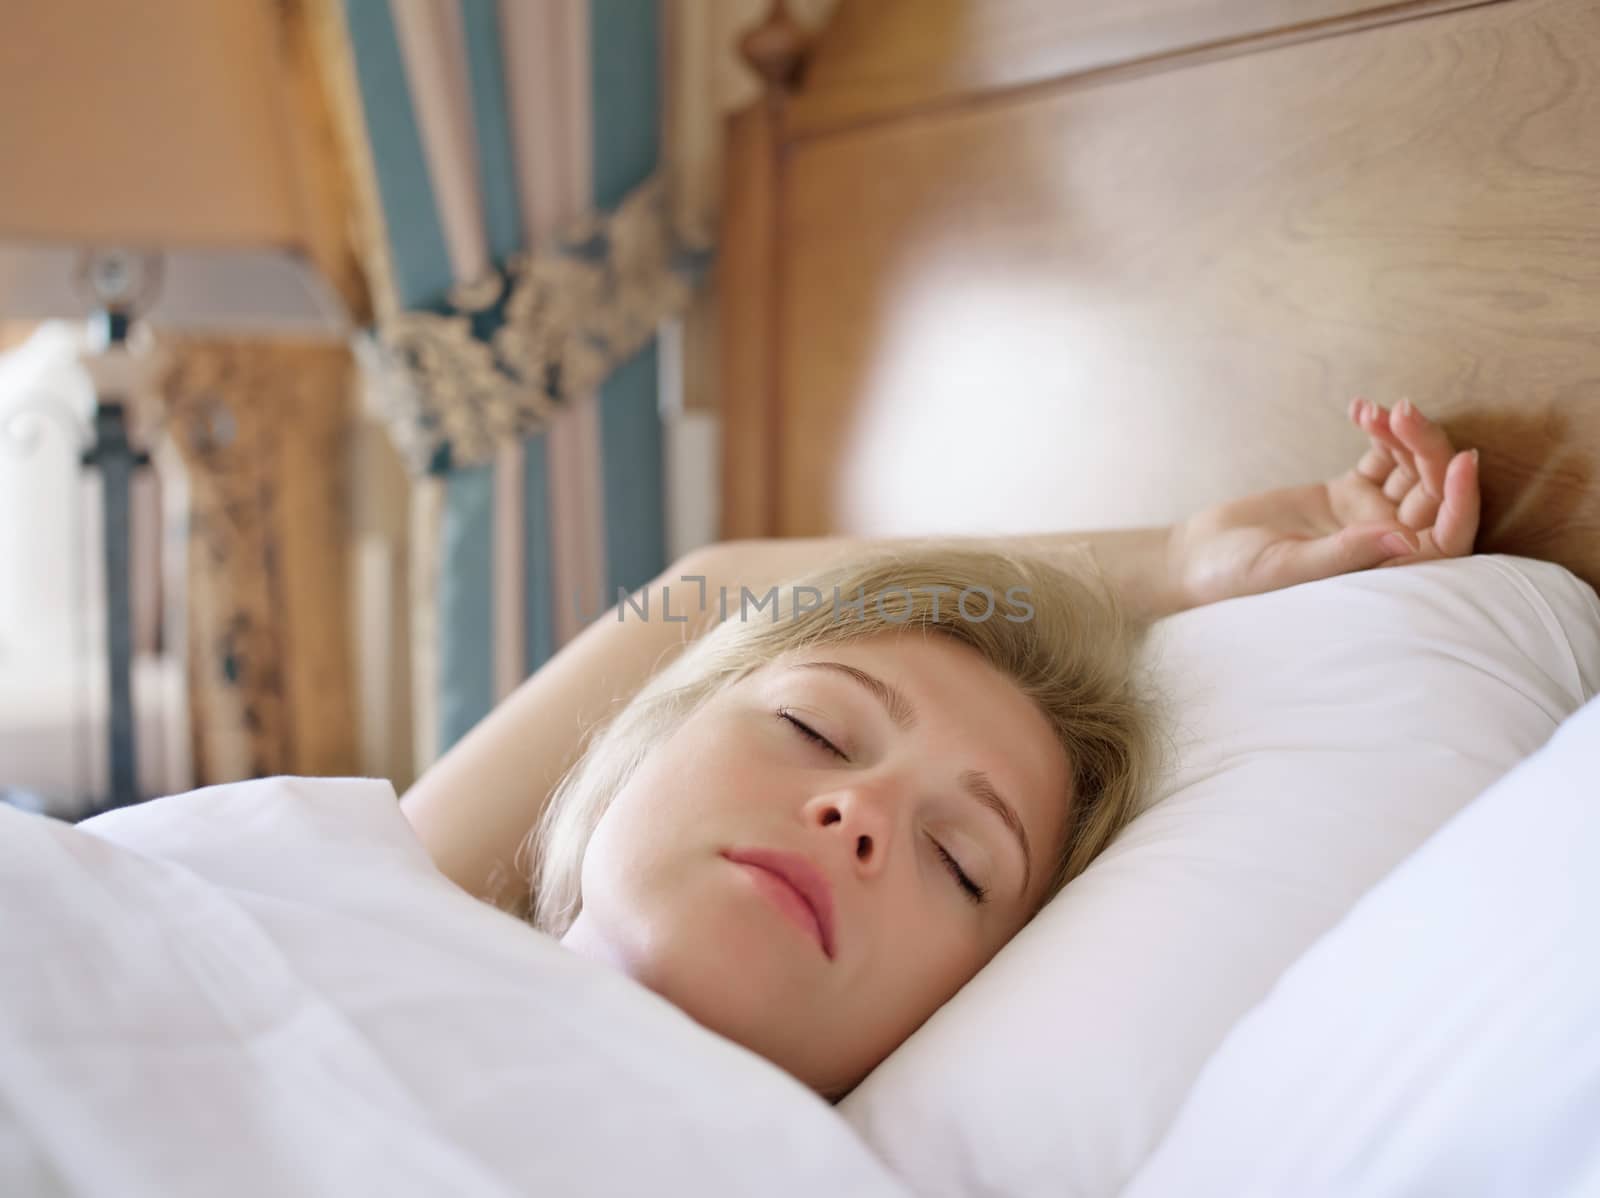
1346, 394, 1480, 562
1390, 402, 1449, 529
1389, 398, 1455, 500
1432, 448, 1481, 557
1356, 445, 1396, 484
1348, 398, 1399, 484
1397, 481, 1442, 532
1350, 398, 1417, 491
1350, 398, 1458, 529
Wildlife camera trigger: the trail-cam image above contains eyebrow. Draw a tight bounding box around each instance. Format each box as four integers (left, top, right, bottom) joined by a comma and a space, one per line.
789, 660, 1034, 895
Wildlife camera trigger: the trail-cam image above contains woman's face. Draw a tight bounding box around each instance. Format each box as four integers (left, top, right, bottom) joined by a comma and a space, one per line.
561, 631, 1073, 1097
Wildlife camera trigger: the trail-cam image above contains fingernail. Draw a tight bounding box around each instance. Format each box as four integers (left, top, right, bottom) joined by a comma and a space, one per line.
1471, 448, 1480, 467
1396, 398, 1412, 418
1382, 531, 1417, 556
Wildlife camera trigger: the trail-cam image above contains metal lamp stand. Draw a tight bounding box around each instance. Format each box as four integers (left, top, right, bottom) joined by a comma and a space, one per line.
78, 309, 150, 815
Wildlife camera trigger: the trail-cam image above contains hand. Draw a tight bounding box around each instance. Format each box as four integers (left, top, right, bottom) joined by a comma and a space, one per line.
1173, 397, 1482, 609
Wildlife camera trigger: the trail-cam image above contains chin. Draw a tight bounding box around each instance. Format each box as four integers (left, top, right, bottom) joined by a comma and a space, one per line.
636, 919, 769, 1023
577, 889, 845, 1084
644, 918, 809, 1055
647, 937, 874, 1098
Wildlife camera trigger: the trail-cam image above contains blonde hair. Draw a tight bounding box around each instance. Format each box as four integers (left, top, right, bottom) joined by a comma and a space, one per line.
524, 545, 1161, 935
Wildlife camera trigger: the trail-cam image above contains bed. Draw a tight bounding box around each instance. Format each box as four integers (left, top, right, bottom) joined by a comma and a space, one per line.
711, 0, 1600, 1191
3, 1, 1598, 1195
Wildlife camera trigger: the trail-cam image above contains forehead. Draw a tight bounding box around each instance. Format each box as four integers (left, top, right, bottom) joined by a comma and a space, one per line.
754, 634, 1073, 856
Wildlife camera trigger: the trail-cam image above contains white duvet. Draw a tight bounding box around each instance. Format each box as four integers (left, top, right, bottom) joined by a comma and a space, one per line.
4, 708, 1596, 1196
0, 777, 907, 1197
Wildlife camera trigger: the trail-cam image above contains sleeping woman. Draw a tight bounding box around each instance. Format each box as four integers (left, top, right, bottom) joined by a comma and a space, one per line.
401, 397, 1481, 1100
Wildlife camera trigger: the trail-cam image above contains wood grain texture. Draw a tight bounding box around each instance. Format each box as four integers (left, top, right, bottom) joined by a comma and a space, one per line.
752, 0, 1600, 590
788, 0, 1496, 136
718, 101, 784, 539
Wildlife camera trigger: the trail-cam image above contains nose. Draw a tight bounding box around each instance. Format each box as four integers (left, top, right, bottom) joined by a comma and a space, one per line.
806, 779, 899, 876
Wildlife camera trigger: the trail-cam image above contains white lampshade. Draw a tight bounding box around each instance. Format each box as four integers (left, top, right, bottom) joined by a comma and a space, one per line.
0, 245, 346, 335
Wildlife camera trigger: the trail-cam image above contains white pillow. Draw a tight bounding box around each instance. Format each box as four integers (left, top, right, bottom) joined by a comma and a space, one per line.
1123, 691, 1600, 1197
1, 778, 908, 1197
839, 555, 1600, 1198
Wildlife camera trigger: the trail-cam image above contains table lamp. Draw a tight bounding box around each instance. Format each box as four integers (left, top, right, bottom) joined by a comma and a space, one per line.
0, 0, 350, 812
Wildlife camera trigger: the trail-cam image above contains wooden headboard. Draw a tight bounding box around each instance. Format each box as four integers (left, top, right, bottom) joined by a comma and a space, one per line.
717, 0, 1600, 592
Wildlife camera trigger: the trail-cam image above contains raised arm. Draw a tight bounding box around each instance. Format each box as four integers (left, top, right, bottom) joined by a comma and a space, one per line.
399, 546, 718, 909
401, 397, 1478, 908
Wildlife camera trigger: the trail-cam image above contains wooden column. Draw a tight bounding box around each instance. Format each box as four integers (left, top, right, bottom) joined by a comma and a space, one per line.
718, 1, 812, 539
153, 338, 359, 782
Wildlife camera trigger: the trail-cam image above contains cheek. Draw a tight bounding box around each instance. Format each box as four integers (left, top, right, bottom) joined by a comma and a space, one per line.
629, 726, 778, 827
867, 895, 993, 1017
580, 729, 772, 903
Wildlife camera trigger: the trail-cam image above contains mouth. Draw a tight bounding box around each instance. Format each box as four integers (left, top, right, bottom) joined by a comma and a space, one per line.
721, 848, 837, 961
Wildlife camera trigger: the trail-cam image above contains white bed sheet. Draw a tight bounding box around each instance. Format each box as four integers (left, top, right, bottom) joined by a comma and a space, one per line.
0, 776, 907, 1198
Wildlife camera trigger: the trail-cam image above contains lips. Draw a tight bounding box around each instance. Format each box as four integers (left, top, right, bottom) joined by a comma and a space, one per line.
722, 847, 837, 960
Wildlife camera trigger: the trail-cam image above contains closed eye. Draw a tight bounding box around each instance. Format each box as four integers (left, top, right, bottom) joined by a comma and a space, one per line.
929, 834, 988, 906
777, 709, 848, 760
